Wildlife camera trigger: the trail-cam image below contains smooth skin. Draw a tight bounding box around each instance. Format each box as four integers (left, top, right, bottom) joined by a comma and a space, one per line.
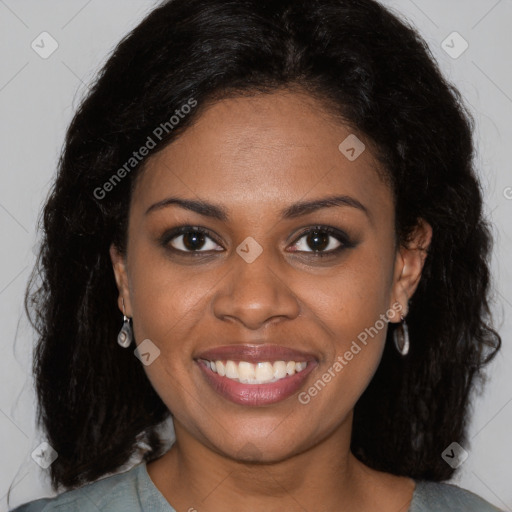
110, 89, 432, 512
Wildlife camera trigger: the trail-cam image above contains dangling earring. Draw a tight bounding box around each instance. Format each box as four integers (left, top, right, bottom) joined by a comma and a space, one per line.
393, 314, 410, 356
117, 298, 133, 348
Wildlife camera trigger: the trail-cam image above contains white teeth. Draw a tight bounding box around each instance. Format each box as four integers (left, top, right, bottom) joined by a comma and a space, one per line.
205, 359, 309, 384
255, 362, 274, 383
238, 361, 255, 382
286, 361, 296, 375
273, 361, 287, 379
216, 361, 226, 377
225, 360, 238, 379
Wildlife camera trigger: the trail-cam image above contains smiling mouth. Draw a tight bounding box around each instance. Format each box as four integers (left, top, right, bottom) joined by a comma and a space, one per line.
194, 343, 318, 405
198, 359, 308, 384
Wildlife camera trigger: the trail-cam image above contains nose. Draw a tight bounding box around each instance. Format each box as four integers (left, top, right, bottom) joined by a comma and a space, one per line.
212, 247, 301, 330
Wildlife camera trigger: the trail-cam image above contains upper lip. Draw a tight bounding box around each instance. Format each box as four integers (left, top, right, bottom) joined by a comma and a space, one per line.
195, 344, 318, 364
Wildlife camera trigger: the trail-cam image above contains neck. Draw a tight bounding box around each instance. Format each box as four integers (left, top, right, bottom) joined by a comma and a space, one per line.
146, 413, 411, 512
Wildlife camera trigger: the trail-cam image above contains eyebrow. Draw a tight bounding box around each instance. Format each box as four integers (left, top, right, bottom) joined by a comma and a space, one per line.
145, 194, 369, 220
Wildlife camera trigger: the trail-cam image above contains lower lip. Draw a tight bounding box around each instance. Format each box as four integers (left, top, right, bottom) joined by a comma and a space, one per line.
196, 360, 317, 406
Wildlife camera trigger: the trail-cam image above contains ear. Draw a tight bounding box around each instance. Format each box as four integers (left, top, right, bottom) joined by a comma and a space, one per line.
109, 243, 133, 317
389, 218, 432, 322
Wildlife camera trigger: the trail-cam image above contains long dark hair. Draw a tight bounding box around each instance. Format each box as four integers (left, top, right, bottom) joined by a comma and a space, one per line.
24, 0, 500, 491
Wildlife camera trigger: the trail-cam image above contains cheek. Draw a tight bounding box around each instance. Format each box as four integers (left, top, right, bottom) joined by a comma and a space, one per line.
128, 243, 217, 343
305, 248, 395, 340
296, 257, 393, 421
300, 247, 395, 399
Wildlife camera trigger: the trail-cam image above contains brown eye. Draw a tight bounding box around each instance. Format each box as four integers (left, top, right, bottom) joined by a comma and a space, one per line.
290, 227, 346, 254
305, 230, 332, 251
181, 231, 207, 251
163, 227, 223, 253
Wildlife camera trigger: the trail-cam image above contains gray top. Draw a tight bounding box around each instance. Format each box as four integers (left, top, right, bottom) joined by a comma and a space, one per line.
10, 462, 503, 512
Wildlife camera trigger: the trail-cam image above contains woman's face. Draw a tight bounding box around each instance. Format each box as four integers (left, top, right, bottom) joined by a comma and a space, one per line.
111, 89, 429, 462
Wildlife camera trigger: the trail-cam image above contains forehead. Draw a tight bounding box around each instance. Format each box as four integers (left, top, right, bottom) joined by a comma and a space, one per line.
131, 90, 393, 222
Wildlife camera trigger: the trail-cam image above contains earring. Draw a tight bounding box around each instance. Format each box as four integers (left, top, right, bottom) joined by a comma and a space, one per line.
393, 314, 410, 356
117, 298, 133, 348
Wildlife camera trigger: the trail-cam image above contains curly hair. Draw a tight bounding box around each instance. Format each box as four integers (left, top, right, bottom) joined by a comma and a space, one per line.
24, 0, 501, 491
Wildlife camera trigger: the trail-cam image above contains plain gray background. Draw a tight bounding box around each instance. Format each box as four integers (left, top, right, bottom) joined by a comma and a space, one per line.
1, 0, 511, 510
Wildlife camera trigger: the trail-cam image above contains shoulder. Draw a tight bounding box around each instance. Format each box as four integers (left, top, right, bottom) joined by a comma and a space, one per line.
10, 463, 147, 512
411, 480, 504, 512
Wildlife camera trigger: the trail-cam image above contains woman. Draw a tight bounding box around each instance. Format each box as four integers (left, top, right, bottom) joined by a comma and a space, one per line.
12, 0, 503, 510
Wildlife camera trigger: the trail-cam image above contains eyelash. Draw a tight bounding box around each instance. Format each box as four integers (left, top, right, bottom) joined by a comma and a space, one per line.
290, 225, 355, 256
159, 225, 355, 258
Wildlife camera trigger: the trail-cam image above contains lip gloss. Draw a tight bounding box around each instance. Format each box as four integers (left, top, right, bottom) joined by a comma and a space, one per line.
196, 359, 317, 406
